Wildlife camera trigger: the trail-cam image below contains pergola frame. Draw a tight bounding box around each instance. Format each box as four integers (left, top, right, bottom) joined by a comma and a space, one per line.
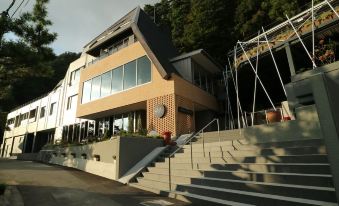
224, 0, 339, 129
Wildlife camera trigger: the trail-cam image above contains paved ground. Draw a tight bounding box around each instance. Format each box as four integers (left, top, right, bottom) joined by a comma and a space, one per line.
0, 159, 190, 206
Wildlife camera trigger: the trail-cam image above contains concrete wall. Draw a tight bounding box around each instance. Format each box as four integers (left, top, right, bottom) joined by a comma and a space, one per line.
44, 136, 162, 180
118, 137, 163, 177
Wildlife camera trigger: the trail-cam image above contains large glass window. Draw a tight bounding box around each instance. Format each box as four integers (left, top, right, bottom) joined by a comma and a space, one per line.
81, 56, 152, 104
137, 56, 151, 85
123, 60, 136, 90
101, 71, 111, 97
82, 80, 92, 103
111, 66, 123, 93
91, 76, 101, 100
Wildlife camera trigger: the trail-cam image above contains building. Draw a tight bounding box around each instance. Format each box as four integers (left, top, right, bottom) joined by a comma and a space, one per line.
1, 7, 222, 157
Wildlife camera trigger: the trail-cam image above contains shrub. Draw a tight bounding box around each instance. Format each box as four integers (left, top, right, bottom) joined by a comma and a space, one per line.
0, 184, 6, 195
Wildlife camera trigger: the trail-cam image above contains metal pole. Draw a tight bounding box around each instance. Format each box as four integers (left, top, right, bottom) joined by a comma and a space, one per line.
168, 156, 171, 191
325, 0, 339, 18
286, 15, 317, 69
217, 118, 220, 144
202, 131, 205, 157
252, 31, 260, 125
262, 27, 287, 96
229, 59, 246, 127
238, 41, 276, 110
233, 46, 241, 129
312, 0, 315, 66
190, 140, 193, 169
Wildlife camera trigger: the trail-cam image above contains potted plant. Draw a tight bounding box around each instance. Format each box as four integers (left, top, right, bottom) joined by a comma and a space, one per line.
266, 110, 282, 123
162, 131, 172, 145
161, 131, 177, 146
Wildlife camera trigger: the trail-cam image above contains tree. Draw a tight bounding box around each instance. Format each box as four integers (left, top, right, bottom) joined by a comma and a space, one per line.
182, 0, 236, 63
169, 0, 191, 53
0, 0, 57, 111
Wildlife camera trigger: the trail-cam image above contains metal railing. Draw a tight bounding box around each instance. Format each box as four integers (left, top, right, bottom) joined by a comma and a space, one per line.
167, 118, 220, 191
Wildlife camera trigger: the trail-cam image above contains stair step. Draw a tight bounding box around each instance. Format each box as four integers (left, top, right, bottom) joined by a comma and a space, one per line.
160, 154, 328, 164
139, 174, 336, 202
176, 184, 337, 206
168, 191, 254, 206
130, 182, 253, 206
154, 162, 331, 174
143, 170, 334, 187
189, 138, 324, 149
176, 146, 327, 157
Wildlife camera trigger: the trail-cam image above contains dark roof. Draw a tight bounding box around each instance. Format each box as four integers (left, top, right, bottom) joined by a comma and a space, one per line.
170, 49, 223, 74
84, 7, 178, 79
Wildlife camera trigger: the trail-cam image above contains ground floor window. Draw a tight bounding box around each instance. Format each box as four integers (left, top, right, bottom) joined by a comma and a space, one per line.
60, 110, 146, 143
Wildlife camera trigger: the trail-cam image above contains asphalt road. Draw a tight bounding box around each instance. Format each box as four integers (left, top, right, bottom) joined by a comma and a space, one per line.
0, 159, 190, 206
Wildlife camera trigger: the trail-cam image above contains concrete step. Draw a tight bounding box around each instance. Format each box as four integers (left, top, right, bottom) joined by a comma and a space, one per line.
189, 138, 324, 150
176, 184, 337, 206
159, 154, 328, 164
139, 174, 336, 202
143, 170, 334, 187
153, 162, 331, 174
174, 146, 327, 158
130, 182, 253, 206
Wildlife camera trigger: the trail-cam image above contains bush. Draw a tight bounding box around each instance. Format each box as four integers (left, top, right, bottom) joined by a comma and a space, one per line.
0, 184, 6, 195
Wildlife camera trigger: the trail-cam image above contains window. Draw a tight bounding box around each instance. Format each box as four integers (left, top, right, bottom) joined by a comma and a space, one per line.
22, 112, 29, 120
14, 115, 20, 127
69, 68, 81, 86
29, 108, 37, 121
111, 66, 123, 94
91, 76, 101, 101
7, 118, 14, 125
100, 71, 111, 97
137, 56, 151, 85
123, 60, 136, 90
67, 95, 78, 110
81, 56, 152, 104
49, 102, 56, 115
82, 80, 92, 103
40, 106, 46, 118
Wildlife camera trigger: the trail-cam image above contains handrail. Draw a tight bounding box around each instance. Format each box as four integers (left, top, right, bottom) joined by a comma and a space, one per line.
168, 118, 220, 190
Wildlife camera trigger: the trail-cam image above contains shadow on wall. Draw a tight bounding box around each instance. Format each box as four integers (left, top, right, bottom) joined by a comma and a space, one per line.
243, 105, 322, 144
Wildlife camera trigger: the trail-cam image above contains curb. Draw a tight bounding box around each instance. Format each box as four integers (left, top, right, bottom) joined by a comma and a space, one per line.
0, 186, 24, 206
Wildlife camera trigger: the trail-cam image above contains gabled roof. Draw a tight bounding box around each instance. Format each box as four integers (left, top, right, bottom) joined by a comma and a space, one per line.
84, 7, 178, 79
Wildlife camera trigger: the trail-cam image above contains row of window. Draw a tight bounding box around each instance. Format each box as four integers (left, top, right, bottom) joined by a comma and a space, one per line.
192, 60, 215, 95
61, 110, 146, 143
82, 55, 151, 103
8, 102, 57, 127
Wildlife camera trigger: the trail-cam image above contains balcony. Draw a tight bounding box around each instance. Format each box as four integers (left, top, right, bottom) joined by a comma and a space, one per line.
87, 35, 137, 66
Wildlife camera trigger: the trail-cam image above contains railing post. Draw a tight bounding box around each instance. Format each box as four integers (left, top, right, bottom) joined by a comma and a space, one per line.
217, 118, 221, 145
168, 156, 171, 191
202, 131, 205, 157
190, 140, 193, 169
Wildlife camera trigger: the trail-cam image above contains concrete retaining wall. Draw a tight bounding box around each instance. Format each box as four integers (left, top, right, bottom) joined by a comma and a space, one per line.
36, 136, 163, 180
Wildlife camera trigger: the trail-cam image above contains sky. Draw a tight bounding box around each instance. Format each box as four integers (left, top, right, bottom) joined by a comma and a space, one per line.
0, 0, 158, 55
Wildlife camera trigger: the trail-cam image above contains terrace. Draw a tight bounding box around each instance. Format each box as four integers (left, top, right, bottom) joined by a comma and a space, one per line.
224, 0, 339, 129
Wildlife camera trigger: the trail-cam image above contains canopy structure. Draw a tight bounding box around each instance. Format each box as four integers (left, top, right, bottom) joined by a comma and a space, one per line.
224, 0, 339, 129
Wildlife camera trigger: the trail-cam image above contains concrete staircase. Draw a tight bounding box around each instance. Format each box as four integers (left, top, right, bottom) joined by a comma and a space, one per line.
130, 136, 337, 205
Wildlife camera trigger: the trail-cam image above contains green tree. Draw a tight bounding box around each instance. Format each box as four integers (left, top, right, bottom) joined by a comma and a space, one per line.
169, 0, 190, 53
182, 0, 236, 63
0, 0, 57, 111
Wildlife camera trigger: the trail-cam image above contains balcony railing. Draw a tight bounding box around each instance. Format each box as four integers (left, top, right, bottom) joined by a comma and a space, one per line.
87, 35, 137, 66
